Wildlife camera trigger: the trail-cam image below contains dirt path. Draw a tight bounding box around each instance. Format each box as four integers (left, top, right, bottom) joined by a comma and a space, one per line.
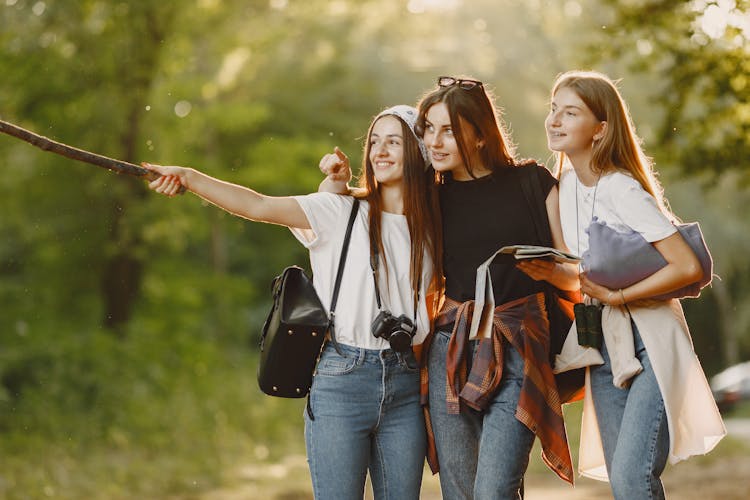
202, 419, 750, 499
202, 453, 750, 500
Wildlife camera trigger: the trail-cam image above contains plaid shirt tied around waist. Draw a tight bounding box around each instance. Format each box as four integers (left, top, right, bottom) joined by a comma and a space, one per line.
421, 292, 574, 484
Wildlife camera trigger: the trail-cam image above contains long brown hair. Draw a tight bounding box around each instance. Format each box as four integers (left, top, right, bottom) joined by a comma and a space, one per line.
355, 114, 443, 308
416, 78, 522, 178
550, 70, 671, 215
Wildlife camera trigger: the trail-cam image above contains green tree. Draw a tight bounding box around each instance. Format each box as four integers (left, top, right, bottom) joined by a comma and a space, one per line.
1, 0, 185, 333
590, 0, 750, 368
594, 0, 750, 176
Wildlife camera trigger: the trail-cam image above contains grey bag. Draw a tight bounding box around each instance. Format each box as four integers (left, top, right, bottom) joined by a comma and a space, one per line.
584, 217, 713, 300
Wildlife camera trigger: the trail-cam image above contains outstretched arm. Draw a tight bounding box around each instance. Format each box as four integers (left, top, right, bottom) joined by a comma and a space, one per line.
318, 146, 352, 194
143, 163, 310, 229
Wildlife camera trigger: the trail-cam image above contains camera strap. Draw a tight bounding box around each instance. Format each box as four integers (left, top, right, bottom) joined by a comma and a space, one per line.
575, 170, 602, 273
369, 248, 420, 329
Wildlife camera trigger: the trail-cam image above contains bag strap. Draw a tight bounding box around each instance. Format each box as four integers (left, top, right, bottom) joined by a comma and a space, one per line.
326, 198, 360, 353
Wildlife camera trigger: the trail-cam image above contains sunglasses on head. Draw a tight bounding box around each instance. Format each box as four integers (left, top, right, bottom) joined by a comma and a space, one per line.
437, 76, 483, 90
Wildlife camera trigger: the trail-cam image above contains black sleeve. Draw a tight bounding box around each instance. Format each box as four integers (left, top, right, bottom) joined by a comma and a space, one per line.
534, 164, 558, 199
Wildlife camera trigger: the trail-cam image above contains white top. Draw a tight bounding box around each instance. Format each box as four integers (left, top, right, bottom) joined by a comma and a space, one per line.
557, 167, 725, 481
558, 168, 676, 257
290, 193, 432, 350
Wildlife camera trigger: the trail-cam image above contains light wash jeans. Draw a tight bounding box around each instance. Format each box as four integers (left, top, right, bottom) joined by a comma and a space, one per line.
428, 328, 534, 500
304, 342, 426, 500
590, 322, 669, 500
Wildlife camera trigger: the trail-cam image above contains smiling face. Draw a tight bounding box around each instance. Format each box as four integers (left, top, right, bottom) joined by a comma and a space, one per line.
368, 115, 405, 187
545, 86, 606, 161
422, 102, 474, 179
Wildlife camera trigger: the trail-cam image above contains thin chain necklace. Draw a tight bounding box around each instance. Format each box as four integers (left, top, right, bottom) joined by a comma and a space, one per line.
575, 169, 602, 262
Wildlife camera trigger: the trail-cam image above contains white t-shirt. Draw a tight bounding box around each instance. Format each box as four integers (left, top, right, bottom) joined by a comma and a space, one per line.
290, 193, 433, 350
559, 168, 676, 258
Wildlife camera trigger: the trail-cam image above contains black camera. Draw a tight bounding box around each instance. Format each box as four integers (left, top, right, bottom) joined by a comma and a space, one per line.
371, 310, 416, 353
574, 303, 603, 349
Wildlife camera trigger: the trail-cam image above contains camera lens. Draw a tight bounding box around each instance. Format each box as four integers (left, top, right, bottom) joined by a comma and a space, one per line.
388, 330, 412, 352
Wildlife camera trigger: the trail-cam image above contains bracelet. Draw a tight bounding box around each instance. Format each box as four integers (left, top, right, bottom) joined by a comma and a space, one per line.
619, 288, 627, 305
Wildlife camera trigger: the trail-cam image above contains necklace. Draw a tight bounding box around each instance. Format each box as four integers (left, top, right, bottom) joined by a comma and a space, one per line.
576, 177, 596, 202
575, 170, 602, 260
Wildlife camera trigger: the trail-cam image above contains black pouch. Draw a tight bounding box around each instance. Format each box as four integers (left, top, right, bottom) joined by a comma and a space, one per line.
574, 302, 603, 349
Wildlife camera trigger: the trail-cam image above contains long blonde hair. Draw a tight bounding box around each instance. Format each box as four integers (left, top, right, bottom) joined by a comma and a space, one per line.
551, 70, 672, 216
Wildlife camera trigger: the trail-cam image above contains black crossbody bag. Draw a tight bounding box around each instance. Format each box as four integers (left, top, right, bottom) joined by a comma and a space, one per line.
257, 199, 360, 398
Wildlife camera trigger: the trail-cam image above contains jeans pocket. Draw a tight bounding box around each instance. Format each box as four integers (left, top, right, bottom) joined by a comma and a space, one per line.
435, 329, 452, 344
402, 351, 419, 372
315, 350, 359, 376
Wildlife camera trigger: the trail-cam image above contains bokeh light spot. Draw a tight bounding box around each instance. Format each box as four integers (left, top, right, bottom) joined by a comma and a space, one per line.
174, 101, 192, 118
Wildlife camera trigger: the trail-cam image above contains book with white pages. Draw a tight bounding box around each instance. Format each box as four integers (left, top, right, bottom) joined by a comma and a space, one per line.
498, 245, 581, 264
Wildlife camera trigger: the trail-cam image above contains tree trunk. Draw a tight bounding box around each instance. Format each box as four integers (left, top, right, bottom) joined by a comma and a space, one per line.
100, 7, 173, 333
100, 108, 150, 333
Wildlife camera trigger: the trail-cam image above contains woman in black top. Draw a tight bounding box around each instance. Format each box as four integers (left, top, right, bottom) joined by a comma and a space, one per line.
413, 76, 579, 500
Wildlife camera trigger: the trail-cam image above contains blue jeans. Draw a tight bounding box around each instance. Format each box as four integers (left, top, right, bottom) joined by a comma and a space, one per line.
428, 329, 535, 500
304, 343, 426, 500
590, 322, 669, 500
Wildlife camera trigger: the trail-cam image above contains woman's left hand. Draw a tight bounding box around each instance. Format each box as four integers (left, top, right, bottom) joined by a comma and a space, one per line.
580, 272, 618, 305
319, 146, 352, 183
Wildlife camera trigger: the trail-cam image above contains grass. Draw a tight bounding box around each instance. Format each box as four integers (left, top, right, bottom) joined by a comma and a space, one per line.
0, 324, 306, 500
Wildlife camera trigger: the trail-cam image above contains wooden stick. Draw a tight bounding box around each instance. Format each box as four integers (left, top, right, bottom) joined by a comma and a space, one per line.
0, 118, 184, 193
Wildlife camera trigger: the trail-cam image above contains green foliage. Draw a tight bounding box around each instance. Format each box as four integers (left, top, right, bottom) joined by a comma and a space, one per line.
1, 0, 749, 496
0, 320, 304, 498
592, 0, 750, 176
586, 0, 750, 368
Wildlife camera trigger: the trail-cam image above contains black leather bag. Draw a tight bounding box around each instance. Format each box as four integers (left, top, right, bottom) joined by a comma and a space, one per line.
257, 266, 330, 397
257, 199, 359, 398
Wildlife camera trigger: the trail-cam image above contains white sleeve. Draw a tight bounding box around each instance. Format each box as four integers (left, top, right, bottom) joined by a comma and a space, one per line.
614, 181, 676, 243
289, 193, 354, 248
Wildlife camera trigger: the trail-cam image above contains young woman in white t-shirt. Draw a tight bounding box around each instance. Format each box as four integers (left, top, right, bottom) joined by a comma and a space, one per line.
143, 105, 442, 500
536, 70, 725, 499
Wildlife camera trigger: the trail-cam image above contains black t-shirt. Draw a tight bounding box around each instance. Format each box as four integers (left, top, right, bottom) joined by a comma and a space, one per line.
440, 163, 557, 305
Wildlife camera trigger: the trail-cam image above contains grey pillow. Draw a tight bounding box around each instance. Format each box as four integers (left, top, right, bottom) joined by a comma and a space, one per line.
582, 217, 713, 300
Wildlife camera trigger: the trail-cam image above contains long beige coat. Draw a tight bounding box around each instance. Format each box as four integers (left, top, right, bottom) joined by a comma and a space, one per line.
559, 299, 726, 481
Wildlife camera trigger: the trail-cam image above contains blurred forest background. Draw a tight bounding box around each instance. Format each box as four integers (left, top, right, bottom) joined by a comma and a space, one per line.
1, 0, 749, 498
